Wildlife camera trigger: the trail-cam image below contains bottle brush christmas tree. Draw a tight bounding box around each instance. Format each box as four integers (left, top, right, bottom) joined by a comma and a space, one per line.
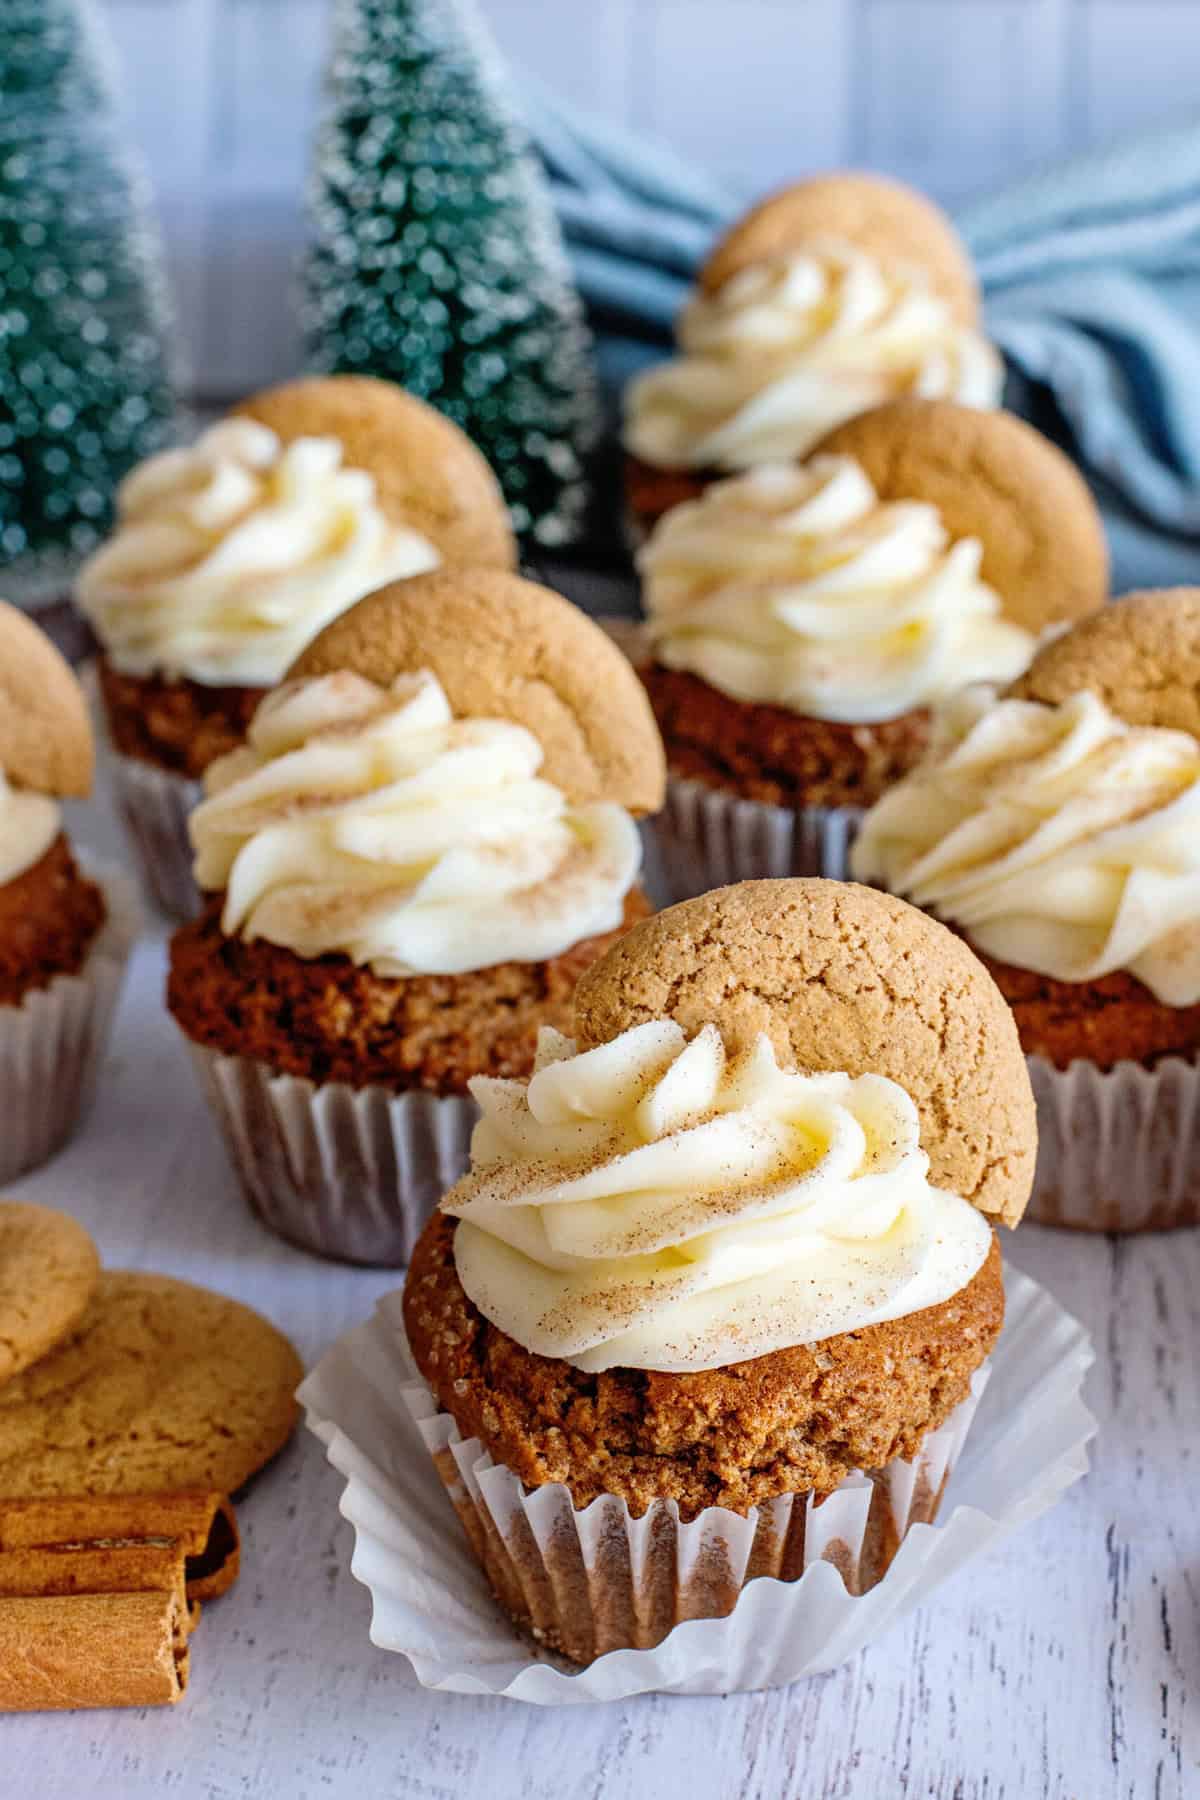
0, 0, 179, 603
304, 0, 600, 548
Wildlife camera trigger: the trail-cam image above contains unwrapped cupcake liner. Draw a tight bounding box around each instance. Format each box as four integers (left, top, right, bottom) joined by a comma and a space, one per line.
1028, 1051, 1200, 1232
300, 1270, 1095, 1701
0, 860, 139, 1183
186, 1044, 478, 1265
402, 1363, 986, 1669
653, 773, 864, 902
108, 750, 202, 922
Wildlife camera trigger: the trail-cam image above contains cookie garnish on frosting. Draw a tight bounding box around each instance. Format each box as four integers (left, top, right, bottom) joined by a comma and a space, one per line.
640, 457, 1034, 722
190, 668, 643, 977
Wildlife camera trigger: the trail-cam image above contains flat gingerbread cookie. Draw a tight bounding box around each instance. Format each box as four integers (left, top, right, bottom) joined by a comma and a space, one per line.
0, 1202, 99, 1385
700, 171, 981, 325
573, 878, 1036, 1227
811, 399, 1109, 635
0, 1272, 302, 1497
1010, 588, 1200, 732
0, 600, 94, 797
235, 374, 516, 572
289, 569, 668, 814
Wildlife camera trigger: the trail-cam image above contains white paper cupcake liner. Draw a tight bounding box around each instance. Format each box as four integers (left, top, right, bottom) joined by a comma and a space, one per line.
400, 1363, 986, 1668
0, 860, 139, 1183
1028, 1051, 1200, 1231
107, 749, 203, 922
300, 1270, 1095, 1701
186, 1044, 478, 1265
653, 773, 864, 902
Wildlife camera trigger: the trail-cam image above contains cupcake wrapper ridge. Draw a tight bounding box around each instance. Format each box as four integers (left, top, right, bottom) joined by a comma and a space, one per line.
0, 861, 138, 1183
653, 773, 864, 901
186, 1044, 478, 1266
109, 750, 202, 922
1028, 1051, 1200, 1232
403, 1359, 986, 1667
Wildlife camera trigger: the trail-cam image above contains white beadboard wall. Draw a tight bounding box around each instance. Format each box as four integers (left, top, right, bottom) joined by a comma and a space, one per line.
100, 0, 1200, 399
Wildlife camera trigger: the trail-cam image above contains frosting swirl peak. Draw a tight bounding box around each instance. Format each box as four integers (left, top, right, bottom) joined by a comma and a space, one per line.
447, 1020, 992, 1372
190, 669, 641, 976
852, 687, 1200, 1004
624, 238, 1002, 472
640, 458, 1034, 722
77, 418, 441, 687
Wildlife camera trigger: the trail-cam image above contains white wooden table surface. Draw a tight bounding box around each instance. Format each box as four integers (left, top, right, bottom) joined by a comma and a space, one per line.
5, 788, 1199, 1800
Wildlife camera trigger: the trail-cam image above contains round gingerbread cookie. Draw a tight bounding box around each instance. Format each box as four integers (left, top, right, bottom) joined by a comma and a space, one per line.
700, 171, 981, 325
289, 569, 668, 815
0, 1272, 303, 1497
1010, 588, 1200, 733
0, 1202, 99, 1385
0, 600, 93, 797
234, 374, 516, 572
811, 398, 1109, 635
573, 878, 1035, 1227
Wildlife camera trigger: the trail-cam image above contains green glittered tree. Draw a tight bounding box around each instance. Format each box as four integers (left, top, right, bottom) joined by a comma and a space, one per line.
304, 0, 600, 547
0, 0, 179, 602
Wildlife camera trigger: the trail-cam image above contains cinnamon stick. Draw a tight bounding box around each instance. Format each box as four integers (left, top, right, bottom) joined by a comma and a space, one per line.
0, 1492, 239, 1711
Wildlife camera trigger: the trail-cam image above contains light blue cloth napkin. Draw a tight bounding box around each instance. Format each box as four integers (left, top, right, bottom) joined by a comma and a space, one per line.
526, 81, 1200, 591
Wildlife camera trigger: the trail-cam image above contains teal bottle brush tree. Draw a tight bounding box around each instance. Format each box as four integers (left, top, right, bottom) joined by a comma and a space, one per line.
304, 0, 601, 549
0, 0, 179, 604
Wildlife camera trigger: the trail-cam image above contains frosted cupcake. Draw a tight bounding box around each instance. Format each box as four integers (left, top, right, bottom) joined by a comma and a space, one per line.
853, 588, 1200, 1231
0, 602, 136, 1180
168, 570, 666, 1265
624, 172, 1001, 539
403, 878, 1035, 1664
640, 399, 1108, 898
77, 375, 516, 918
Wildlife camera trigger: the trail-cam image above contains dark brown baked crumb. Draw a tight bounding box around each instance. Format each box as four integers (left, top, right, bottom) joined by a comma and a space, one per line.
167, 888, 653, 1093
624, 453, 712, 540
0, 835, 105, 1006
967, 941, 1200, 1072
97, 655, 264, 778
404, 1213, 1003, 1519
642, 661, 932, 809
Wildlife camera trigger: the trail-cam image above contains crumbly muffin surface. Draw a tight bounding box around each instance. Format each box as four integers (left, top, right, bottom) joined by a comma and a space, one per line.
642, 661, 931, 809
98, 655, 262, 778
0, 835, 105, 1006
405, 1212, 1003, 1519
167, 889, 652, 1092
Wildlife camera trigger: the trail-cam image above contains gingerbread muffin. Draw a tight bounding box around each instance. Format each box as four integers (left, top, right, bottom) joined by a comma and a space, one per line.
168, 569, 665, 1265
402, 878, 1035, 1664
853, 588, 1200, 1231
77, 374, 517, 920
623, 172, 1003, 540
640, 399, 1108, 899
0, 602, 136, 1181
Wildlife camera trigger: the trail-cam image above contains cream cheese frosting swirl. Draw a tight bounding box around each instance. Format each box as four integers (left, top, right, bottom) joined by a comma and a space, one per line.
446, 1020, 992, 1372
624, 238, 1003, 472
77, 418, 441, 687
640, 458, 1034, 722
852, 687, 1200, 1004
0, 771, 60, 885
190, 668, 642, 976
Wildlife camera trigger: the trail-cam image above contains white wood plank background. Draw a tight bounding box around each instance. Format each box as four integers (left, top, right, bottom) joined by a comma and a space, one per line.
1, 777, 1197, 1800
97, 0, 1200, 399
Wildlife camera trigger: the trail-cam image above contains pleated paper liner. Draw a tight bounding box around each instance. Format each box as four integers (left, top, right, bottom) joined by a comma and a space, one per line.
653, 773, 864, 902
300, 1271, 1095, 1701
0, 860, 138, 1183
1028, 1052, 1200, 1232
108, 750, 202, 922
401, 1366, 985, 1668
186, 1044, 478, 1266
